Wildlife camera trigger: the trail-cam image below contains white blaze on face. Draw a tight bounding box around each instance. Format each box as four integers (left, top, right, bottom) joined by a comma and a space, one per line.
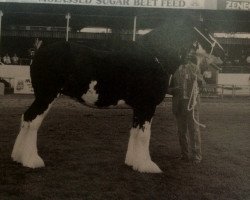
196, 43, 223, 66
196, 44, 207, 56
82, 80, 99, 105
196, 44, 207, 66
207, 54, 223, 65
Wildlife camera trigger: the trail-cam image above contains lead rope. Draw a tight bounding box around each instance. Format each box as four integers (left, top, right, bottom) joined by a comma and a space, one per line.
186, 27, 224, 128
187, 74, 206, 128
209, 42, 216, 56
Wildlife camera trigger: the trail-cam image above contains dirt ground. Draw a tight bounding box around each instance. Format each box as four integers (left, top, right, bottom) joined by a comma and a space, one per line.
0, 95, 249, 200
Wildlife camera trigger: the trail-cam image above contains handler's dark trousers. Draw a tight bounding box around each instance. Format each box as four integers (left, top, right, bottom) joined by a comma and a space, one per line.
175, 109, 202, 161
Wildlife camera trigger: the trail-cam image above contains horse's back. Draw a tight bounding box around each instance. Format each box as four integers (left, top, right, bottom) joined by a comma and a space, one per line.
30, 41, 168, 105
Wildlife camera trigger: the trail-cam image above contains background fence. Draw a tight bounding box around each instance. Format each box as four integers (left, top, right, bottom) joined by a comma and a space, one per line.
200, 84, 250, 98
1, 77, 250, 97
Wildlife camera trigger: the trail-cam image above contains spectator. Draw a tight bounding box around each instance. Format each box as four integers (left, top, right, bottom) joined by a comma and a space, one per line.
240, 50, 247, 65
3, 54, 11, 65
29, 48, 35, 57
11, 54, 19, 65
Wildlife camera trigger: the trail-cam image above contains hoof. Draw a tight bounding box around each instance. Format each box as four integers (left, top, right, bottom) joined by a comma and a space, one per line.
11, 152, 22, 163
133, 160, 162, 173
22, 155, 45, 169
11, 154, 22, 163
125, 155, 134, 167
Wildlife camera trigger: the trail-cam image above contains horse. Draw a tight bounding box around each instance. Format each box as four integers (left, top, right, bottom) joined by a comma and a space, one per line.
11, 19, 224, 173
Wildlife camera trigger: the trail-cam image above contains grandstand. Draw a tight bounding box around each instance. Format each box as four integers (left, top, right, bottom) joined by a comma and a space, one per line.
0, 0, 250, 95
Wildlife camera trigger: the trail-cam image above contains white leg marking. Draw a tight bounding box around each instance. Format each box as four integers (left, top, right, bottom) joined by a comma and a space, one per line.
20, 114, 45, 168
11, 115, 28, 163
129, 121, 162, 173
125, 127, 139, 166
11, 103, 52, 168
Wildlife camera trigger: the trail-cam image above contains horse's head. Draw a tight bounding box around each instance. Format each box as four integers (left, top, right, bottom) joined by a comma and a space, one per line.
139, 17, 225, 74
190, 25, 225, 68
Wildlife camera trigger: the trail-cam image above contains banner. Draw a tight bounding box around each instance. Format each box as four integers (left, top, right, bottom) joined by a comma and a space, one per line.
14, 77, 34, 94
0, 0, 205, 9
218, 0, 250, 10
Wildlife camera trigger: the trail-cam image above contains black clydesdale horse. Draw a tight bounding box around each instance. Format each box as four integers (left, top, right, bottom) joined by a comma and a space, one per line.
11, 19, 224, 173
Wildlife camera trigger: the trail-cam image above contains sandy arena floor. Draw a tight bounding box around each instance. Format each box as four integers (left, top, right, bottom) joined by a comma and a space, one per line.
0, 95, 249, 200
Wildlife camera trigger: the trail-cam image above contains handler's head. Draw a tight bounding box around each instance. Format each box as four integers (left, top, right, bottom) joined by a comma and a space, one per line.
185, 49, 197, 64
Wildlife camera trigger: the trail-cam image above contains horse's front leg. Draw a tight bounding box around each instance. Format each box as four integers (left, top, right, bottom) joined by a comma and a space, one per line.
125, 106, 162, 173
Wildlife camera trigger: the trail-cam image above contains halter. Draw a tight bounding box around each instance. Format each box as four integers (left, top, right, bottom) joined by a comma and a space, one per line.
194, 27, 224, 56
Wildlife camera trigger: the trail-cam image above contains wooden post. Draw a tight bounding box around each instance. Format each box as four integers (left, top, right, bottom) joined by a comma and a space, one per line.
65, 13, 71, 42
133, 16, 137, 42
221, 85, 224, 99
0, 11, 3, 54
232, 84, 235, 98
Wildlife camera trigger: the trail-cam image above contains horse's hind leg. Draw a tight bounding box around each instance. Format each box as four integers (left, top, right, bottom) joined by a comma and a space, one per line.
125, 106, 162, 173
11, 95, 55, 168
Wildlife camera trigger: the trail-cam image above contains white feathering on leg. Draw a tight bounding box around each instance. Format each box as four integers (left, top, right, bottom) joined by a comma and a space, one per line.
132, 121, 162, 173
125, 127, 139, 166
20, 114, 45, 168
11, 103, 53, 168
11, 115, 29, 163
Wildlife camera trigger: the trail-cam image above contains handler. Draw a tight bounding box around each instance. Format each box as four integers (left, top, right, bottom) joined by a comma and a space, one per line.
171, 49, 205, 164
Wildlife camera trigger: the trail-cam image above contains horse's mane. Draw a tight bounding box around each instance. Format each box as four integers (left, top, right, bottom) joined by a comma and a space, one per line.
139, 18, 196, 52
138, 17, 205, 74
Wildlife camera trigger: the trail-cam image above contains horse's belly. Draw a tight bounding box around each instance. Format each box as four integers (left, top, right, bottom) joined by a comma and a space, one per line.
81, 80, 129, 108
